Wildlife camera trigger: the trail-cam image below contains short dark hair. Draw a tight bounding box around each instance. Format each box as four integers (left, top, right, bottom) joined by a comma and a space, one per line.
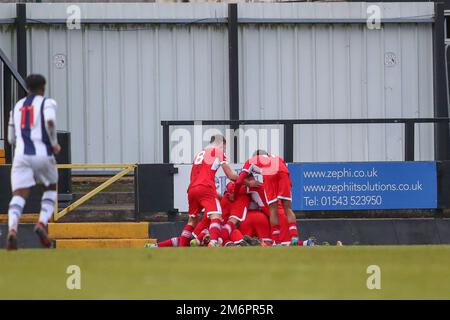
25, 74, 46, 93
253, 149, 268, 156
210, 134, 226, 145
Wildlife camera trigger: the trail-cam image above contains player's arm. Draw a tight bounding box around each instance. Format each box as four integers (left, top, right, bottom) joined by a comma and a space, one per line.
222, 163, 239, 181
44, 99, 61, 155
7, 111, 16, 146
232, 170, 249, 200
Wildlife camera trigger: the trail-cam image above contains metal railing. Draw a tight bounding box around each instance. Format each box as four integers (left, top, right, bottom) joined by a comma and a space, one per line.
53, 163, 137, 221
1, 47, 27, 163
161, 118, 450, 163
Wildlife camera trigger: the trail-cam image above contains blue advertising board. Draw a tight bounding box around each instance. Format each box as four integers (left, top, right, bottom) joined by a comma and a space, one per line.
289, 162, 437, 211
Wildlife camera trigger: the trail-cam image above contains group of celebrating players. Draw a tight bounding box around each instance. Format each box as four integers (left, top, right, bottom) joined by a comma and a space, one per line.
5, 74, 318, 250
151, 134, 315, 248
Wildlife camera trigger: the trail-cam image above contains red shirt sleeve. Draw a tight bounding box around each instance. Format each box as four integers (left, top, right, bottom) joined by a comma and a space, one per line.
233, 170, 249, 199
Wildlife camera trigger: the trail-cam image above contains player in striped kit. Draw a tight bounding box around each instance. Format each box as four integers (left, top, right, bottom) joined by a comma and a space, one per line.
5, 74, 61, 250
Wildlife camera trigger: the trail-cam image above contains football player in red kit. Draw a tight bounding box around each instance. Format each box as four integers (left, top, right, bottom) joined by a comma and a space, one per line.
218, 181, 252, 246
233, 150, 299, 246
178, 134, 239, 247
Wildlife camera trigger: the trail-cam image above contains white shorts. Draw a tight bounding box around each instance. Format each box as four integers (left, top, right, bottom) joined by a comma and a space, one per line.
11, 155, 58, 192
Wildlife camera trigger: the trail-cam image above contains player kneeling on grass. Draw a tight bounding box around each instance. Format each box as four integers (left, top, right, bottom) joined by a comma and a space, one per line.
233, 150, 299, 246
216, 181, 252, 246
238, 201, 315, 247
6, 74, 61, 250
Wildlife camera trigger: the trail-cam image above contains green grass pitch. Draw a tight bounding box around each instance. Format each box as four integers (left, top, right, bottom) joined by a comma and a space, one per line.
1, 246, 450, 299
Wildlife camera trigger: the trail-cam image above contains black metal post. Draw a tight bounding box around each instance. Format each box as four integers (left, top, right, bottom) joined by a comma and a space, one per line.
228, 3, 239, 163
134, 165, 141, 222
163, 123, 170, 164
284, 123, 294, 163
405, 121, 415, 161
3, 69, 12, 163
433, 2, 449, 161
16, 3, 27, 99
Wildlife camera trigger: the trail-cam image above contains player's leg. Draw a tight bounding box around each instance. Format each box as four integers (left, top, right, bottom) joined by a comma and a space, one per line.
155, 237, 180, 248
179, 215, 199, 247
202, 197, 223, 247
191, 229, 210, 247
264, 175, 281, 245
190, 214, 210, 246
221, 194, 249, 244
6, 157, 35, 250
6, 188, 30, 250
230, 229, 248, 246
179, 189, 202, 247
268, 202, 281, 245
33, 183, 57, 248
253, 211, 273, 246
278, 172, 298, 244
220, 217, 239, 246
32, 156, 59, 248
280, 199, 298, 243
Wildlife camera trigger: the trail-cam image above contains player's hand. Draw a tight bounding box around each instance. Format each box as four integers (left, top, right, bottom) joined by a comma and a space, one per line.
52, 144, 61, 155
228, 193, 235, 202
247, 179, 262, 188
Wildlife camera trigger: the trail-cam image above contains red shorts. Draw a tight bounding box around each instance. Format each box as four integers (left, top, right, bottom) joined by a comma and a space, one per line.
228, 194, 251, 222
188, 186, 222, 218
264, 172, 292, 204
238, 210, 271, 242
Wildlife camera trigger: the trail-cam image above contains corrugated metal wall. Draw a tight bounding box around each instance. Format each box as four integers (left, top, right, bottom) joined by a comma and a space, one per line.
26, 24, 229, 164
0, 2, 436, 163
239, 23, 434, 162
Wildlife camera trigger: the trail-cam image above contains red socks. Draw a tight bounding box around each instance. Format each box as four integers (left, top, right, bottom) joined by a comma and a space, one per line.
157, 237, 180, 247
209, 218, 222, 244
179, 224, 194, 247
220, 221, 235, 244
288, 222, 299, 239
271, 225, 281, 244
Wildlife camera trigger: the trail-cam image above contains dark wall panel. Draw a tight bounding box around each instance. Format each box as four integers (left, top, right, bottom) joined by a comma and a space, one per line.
136, 164, 177, 217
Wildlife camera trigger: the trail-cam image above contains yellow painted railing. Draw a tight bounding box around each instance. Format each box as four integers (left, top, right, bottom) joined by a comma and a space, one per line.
53, 164, 136, 221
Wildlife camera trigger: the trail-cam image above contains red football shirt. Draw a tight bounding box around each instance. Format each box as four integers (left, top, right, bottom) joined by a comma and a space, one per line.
188, 146, 228, 192
243, 154, 289, 177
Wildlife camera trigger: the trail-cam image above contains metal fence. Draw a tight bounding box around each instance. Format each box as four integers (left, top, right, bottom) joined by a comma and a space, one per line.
162, 118, 450, 164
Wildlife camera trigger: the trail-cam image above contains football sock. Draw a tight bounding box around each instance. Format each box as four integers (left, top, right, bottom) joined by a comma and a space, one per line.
8, 196, 25, 232
220, 221, 235, 244
209, 218, 222, 244
271, 224, 281, 244
288, 222, 299, 239
39, 191, 57, 225
179, 224, 194, 247
197, 229, 209, 242
157, 237, 179, 247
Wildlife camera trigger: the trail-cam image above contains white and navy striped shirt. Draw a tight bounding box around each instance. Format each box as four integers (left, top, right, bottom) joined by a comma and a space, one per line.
8, 95, 57, 157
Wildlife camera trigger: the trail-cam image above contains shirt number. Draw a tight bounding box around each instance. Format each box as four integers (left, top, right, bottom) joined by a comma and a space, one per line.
194, 151, 206, 165
20, 105, 34, 129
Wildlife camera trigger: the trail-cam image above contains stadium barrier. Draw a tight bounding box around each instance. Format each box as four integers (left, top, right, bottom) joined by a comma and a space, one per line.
161, 119, 450, 164
1, 161, 450, 220
53, 164, 136, 221
0, 149, 5, 165
148, 219, 450, 245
